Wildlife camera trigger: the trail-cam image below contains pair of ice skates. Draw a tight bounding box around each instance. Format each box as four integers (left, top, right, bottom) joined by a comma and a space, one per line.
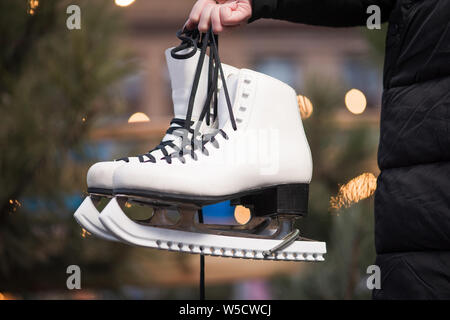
74, 29, 326, 262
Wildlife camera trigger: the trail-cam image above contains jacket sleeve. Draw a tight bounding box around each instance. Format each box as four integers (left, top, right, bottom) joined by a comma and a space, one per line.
249, 0, 396, 27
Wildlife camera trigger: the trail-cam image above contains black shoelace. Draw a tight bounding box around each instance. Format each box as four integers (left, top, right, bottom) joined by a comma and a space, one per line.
117, 27, 236, 164
116, 118, 194, 163
165, 27, 237, 164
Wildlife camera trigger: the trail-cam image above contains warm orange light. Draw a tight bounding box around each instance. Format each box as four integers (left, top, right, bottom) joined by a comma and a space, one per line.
81, 228, 91, 238
128, 112, 150, 123
0, 292, 16, 300
8, 199, 21, 214
28, 0, 39, 15
345, 89, 367, 114
234, 205, 251, 225
297, 95, 313, 119
330, 172, 377, 210
115, 0, 136, 7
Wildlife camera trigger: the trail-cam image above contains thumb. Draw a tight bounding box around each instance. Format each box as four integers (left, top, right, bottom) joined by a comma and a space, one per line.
220, 3, 250, 26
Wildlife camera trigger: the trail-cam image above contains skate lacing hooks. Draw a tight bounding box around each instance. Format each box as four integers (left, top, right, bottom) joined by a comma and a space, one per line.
262, 228, 300, 257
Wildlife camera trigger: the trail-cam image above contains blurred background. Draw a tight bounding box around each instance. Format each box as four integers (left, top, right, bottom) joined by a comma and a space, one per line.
0, 0, 385, 299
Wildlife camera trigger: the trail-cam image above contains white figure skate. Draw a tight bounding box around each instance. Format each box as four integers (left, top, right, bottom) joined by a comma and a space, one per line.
100, 29, 326, 261
75, 29, 238, 241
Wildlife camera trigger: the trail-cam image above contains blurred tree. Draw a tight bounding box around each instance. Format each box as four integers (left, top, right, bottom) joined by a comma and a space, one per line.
0, 0, 132, 293
361, 25, 389, 65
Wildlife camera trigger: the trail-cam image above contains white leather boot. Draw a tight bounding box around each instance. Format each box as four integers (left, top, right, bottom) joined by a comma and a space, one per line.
112, 68, 313, 204
74, 43, 238, 240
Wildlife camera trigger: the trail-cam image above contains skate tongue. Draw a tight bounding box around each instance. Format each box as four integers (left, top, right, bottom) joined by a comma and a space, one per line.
165, 48, 209, 121
217, 73, 238, 128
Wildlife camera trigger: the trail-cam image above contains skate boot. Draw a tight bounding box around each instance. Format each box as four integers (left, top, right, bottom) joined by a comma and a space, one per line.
100, 29, 326, 261
74, 29, 239, 241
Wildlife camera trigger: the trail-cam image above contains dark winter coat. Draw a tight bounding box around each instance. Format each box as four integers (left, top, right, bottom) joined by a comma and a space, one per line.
251, 0, 450, 299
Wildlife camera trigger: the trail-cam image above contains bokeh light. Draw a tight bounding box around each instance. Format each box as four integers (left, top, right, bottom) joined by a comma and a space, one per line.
234, 205, 251, 225
297, 94, 313, 119
128, 112, 150, 123
115, 0, 136, 7
81, 228, 91, 238
345, 89, 367, 114
330, 172, 377, 210
28, 0, 39, 15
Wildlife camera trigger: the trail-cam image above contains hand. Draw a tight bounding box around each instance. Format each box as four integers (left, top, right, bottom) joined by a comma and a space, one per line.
185, 0, 252, 33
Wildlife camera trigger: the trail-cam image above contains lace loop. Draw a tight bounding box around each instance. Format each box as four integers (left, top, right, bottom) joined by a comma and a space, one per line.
170, 29, 200, 59
129, 27, 237, 165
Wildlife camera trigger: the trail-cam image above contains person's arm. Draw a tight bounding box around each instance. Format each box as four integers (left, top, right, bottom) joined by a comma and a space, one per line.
250, 0, 396, 27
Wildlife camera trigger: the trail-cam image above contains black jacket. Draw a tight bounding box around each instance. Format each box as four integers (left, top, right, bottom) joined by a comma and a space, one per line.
251, 0, 450, 265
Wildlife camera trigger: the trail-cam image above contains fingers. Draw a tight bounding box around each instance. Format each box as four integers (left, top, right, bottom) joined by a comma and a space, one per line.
220, 3, 252, 26
198, 3, 215, 32
211, 6, 223, 33
186, 0, 251, 33
186, 0, 211, 30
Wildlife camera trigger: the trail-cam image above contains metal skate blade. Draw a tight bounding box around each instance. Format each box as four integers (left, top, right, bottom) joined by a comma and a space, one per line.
74, 196, 120, 242
202, 216, 271, 234
100, 198, 326, 262
118, 193, 199, 210
114, 200, 293, 240
144, 208, 176, 227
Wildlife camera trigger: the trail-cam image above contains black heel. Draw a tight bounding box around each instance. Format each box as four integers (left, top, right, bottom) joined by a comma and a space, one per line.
231, 183, 309, 217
